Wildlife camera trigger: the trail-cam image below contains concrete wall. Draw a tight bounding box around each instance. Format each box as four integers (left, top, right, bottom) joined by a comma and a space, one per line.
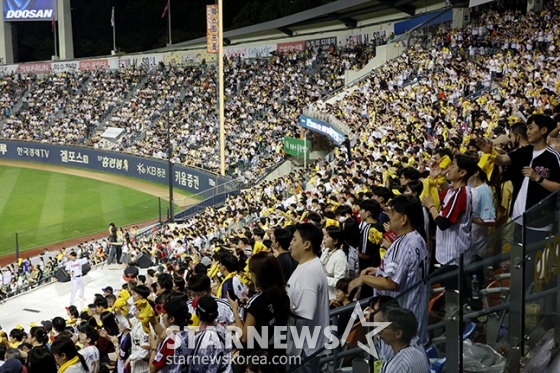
344, 41, 408, 84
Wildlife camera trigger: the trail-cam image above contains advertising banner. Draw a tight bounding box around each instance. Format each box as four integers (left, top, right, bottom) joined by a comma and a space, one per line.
162, 50, 216, 65
51, 61, 80, 72
79, 59, 110, 71
16, 62, 51, 73
3, 0, 56, 21
206, 4, 219, 54
305, 37, 337, 50
0, 140, 230, 195
284, 137, 310, 158
298, 115, 344, 145
246, 44, 276, 58
118, 54, 163, 68
224, 47, 247, 58
277, 41, 305, 53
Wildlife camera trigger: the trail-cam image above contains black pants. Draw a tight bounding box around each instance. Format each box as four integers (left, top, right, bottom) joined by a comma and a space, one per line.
116, 245, 122, 264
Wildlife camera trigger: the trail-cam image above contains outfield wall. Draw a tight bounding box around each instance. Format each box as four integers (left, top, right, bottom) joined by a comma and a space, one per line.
0, 140, 233, 195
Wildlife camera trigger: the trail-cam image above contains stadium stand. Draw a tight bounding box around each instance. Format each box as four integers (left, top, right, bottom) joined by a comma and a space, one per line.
1, 0, 560, 372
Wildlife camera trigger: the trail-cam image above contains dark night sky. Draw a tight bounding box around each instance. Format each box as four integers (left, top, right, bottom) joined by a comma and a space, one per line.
13, 0, 335, 62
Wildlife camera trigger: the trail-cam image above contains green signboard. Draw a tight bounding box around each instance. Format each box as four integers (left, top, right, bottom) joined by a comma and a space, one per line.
284, 137, 310, 158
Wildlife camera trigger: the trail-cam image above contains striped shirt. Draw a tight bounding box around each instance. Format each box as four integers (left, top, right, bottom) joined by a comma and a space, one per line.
375, 230, 429, 344
379, 346, 430, 373
435, 186, 472, 265
187, 295, 235, 326
129, 320, 150, 373
377, 335, 428, 365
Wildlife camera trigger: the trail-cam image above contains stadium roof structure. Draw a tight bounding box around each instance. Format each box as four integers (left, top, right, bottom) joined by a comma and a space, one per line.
163, 0, 441, 49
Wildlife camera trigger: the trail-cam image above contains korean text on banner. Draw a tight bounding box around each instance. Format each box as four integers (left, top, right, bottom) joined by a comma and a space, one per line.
284, 137, 310, 158
206, 4, 219, 54
277, 41, 305, 53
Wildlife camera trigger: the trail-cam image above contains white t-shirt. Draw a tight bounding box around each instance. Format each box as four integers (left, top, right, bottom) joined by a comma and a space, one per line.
471, 183, 496, 247
320, 248, 348, 298
512, 149, 545, 220
287, 257, 330, 356
79, 345, 100, 373
65, 258, 88, 278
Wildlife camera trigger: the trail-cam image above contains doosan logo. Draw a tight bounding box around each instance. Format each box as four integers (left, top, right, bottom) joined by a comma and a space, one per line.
4, 0, 55, 19
6, 9, 53, 18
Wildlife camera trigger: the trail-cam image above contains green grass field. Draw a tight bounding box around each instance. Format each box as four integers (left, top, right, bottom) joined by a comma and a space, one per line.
0, 165, 166, 255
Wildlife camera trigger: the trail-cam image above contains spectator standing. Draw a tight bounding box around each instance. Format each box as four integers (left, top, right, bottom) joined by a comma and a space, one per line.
51, 337, 90, 373
272, 228, 298, 282
320, 226, 349, 299
422, 154, 478, 288
190, 295, 232, 373
287, 223, 329, 373
349, 195, 430, 343
478, 115, 560, 243
77, 325, 100, 373
228, 252, 290, 373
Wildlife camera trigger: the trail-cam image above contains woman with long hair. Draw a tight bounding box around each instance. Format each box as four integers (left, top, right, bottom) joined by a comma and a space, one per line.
27, 326, 49, 348
228, 252, 290, 373
28, 346, 58, 373
51, 336, 89, 373
320, 226, 349, 298
100, 311, 120, 337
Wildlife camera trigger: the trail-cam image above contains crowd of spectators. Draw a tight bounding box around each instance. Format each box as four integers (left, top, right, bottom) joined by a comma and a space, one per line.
1, 2, 560, 372
0, 41, 375, 185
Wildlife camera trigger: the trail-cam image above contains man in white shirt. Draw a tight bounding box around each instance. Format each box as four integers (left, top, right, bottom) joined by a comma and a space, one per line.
287, 223, 330, 373
65, 252, 88, 305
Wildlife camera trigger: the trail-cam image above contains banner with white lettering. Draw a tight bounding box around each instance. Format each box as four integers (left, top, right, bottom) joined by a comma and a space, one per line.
3, 0, 56, 21
298, 114, 344, 145
0, 140, 230, 195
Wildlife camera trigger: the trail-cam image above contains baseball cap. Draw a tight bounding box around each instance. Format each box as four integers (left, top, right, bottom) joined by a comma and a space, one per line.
0, 358, 23, 373
102, 286, 113, 294
200, 256, 212, 267
155, 297, 188, 318
492, 134, 509, 146
196, 295, 219, 321
40, 320, 53, 331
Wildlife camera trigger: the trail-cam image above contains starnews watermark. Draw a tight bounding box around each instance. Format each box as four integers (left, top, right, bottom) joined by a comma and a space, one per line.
164, 303, 392, 359
166, 353, 301, 366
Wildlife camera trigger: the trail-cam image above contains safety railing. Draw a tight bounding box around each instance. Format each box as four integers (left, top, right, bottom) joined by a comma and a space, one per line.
292, 190, 560, 372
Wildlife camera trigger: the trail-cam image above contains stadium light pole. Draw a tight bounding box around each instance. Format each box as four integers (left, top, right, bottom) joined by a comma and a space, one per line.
167, 101, 174, 222
218, 0, 225, 176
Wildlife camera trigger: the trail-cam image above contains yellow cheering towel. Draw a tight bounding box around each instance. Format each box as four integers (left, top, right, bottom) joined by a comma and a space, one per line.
419, 155, 450, 212
208, 264, 219, 279
113, 289, 131, 314
59, 355, 80, 373
238, 271, 253, 288
134, 299, 154, 334
420, 176, 444, 211
252, 241, 267, 255
478, 148, 497, 180
325, 218, 340, 227
368, 227, 383, 245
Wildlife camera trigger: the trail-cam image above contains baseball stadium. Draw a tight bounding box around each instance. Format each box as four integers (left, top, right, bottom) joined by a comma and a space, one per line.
0, 0, 558, 372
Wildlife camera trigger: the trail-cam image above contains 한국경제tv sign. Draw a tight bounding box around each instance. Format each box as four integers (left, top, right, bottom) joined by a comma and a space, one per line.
3, 0, 56, 21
